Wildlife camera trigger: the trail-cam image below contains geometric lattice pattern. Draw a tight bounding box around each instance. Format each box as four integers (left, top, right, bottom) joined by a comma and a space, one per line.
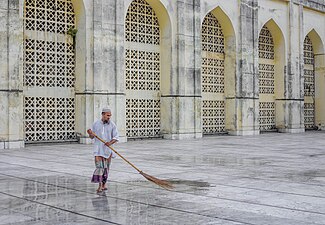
304, 36, 315, 96
201, 12, 225, 134
259, 26, 274, 60
25, 0, 75, 34
24, 97, 76, 142
303, 36, 315, 129
259, 102, 276, 131
258, 25, 276, 131
125, 0, 161, 138
125, 0, 160, 45
126, 99, 160, 138
202, 13, 224, 53
24, 39, 75, 88
258, 63, 274, 94
125, 49, 160, 91
202, 100, 225, 134
23, 0, 76, 143
304, 103, 315, 129
202, 57, 225, 93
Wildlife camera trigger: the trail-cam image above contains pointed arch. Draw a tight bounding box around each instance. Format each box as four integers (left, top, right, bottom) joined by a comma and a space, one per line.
200, 7, 237, 134
124, 0, 172, 139
304, 30, 325, 130
258, 19, 286, 132
23, 0, 83, 143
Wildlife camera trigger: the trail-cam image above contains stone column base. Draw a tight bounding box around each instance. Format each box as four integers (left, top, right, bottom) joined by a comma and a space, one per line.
228, 130, 260, 136
163, 132, 202, 140
0, 140, 25, 149
278, 128, 305, 133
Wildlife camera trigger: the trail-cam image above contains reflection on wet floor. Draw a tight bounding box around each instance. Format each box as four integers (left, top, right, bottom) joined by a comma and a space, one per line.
1, 131, 325, 224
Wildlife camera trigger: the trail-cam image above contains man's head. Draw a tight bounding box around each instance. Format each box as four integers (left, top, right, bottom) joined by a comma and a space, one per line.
101, 107, 112, 123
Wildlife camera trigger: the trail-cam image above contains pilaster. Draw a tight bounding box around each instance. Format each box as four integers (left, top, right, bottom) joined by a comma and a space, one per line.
231, 0, 260, 135
162, 0, 202, 139
0, 0, 24, 149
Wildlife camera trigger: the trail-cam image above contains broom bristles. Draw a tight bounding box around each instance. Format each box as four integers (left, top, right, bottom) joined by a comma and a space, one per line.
140, 171, 173, 190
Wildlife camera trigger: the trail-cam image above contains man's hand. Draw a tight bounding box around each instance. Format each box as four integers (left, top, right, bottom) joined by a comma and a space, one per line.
105, 139, 117, 148
87, 129, 95, 139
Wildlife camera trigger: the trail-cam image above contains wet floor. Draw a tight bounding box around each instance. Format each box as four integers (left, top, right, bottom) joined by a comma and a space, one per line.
1, 131, 325, 224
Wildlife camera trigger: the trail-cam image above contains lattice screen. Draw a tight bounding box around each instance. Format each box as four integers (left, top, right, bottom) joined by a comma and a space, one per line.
125, 0, 161, 138
25, 0, 75, 34
24, 97, 75, 142
24, 0, 76, 143
258, 26, 276, 131
201, 12, 226, 134
125, 0, 160, 45
303, 36, 315, 129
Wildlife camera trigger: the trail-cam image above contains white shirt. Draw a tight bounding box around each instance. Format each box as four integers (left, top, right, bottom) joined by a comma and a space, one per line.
92, 119, 119, 158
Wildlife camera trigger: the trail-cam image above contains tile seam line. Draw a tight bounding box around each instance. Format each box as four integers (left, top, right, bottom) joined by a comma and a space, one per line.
0, 191, 122, 225
1, 167, 325, 200
0, 180, 252, 225
1, 173, 325, 217
1, 156, 325, 188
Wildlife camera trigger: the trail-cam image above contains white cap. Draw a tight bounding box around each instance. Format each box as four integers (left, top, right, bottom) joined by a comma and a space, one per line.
102, 107, 111, 113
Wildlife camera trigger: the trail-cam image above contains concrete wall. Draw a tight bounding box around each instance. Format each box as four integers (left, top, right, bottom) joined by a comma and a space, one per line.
0, 0, 324, 148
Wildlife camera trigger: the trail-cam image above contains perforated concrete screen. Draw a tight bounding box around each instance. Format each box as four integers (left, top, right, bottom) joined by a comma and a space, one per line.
125, 0, 161, 138
201, 12, 225, 134
258, 25, 276, 131
23, 0, 76, 143
304, 36, 315, 129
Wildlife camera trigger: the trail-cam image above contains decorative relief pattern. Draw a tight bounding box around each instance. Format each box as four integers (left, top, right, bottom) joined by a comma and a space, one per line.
24, 97, 75, 142
258, 25, 276, 131
201, 12, 226, 134
125, 0, 161, 138
23, 0, 76, 143
125, 0, 160, 45
304, 36, 315, 129
202, 100, 225, 134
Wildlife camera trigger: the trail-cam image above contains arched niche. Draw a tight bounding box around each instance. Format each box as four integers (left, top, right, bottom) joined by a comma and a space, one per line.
258, 19, 286, 130
306, 30, 325, 130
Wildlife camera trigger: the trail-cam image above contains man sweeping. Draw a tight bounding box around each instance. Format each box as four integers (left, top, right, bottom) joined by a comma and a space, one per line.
87, 107, 119, 193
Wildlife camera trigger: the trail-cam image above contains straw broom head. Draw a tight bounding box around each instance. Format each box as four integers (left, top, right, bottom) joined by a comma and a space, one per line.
140, 171, 174, 190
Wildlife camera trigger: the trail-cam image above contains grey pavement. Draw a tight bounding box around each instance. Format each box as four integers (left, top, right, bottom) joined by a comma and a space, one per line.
0, 132, 325, 225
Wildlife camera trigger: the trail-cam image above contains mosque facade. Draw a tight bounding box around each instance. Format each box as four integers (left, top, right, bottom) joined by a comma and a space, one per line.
1, 0, 324, 148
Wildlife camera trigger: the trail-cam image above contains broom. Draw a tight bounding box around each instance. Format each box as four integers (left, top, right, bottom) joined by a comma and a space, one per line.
91, 132, 173, 190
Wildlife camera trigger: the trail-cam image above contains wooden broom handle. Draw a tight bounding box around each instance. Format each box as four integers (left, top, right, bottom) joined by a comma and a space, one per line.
93, 134, 142, 173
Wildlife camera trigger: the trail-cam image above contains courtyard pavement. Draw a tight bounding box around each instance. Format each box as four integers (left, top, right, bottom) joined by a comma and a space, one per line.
0, 131, 325, 225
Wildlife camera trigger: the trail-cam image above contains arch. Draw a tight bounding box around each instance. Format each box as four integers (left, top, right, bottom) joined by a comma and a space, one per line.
23, 0, 84, 143
124, 0, 172, 94
258, 19, 286, 131
305, 30, 325, 130
124, 0, 172, 139
263, 19, 286, 99
200, 7, 237, 134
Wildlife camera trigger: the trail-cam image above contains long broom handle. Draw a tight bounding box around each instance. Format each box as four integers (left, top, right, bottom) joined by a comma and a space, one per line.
93, 134, 142, 174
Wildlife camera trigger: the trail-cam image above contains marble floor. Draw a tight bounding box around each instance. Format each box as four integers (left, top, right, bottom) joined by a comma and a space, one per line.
0, 131, 325, 225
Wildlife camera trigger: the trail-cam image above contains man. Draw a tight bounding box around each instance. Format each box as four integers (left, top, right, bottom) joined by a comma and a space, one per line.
87, 107, 119, 193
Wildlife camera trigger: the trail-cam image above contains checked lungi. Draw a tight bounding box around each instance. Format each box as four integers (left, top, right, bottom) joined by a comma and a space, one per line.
91, 158, 110, 184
